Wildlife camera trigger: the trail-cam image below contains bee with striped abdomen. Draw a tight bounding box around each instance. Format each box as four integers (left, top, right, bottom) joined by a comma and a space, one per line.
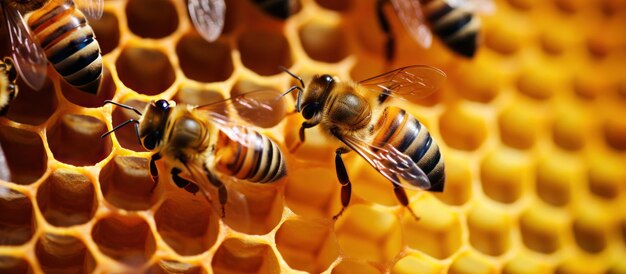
282, 66, 446, 220
0, 57, 18, 115
250, 0, 300, 19
377, 0, 494, 60
101, 91, 287, 220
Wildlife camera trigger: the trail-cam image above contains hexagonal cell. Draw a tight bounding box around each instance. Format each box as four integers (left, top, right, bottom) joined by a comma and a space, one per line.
402, 195, 462, 259
61, 65, 116, 108
110, 99, 148, 152
503, 253, 551, 274
91, 11, 120, 55
467, 203, 512, 256
391, 253, 443, 274
176, 34, 234, 83
603, 114, 626, 151
0, 256, 32, 274
539, 23, 575, 56
448, 251, 495, 274
434, 152, 472, 206
571, 69, 612, 100
331, 259, 380, 274
125, 0, 178, 39
147, 260, 205, 274
36, 168, 97, 227
452, 62, 502, 103
535, 153, 579, 207
154, 196, 219, 256
0, 126, 47, 184
35, 233, 96, 273
480, 148, 531, 204
498, 102, 543, 150
555, 256, 606, 274
572, 219, 607, 254
439, 104, 488, 151
284, 165, 337, 218
586, 152, 623, 200
0, 188, 35, 246
315, 0, 352, 11
92, 214, 156, 266
520, 205, 567, 254
3, 77, 56, 125
211, 238, 280, 274
516, 66, 561, 100
224, 182, 284, 235
174, 85, 226, 107
335, 205, 403, 264
551, 106, 589, 151
99, 156, 157, 211
586, 29, 618, 59
47, 114, 112, 166
230, 80, 288, 128
483, 12, 532, 55
275, 218, 339, 273
298, 21, 349, 63
238, 30, 292, 76
116, 47, 176, 95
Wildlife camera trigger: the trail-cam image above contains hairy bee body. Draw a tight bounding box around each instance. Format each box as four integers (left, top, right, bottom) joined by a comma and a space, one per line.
419, 0, 480, 57
27, 0, 102, 94
0, 58, 18, 115
6, 0, 49, 12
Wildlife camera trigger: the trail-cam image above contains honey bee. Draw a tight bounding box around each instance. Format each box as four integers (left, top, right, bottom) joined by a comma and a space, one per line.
249, 0, 300, 19
0, 57, 17, 115
101, 91, 287, 219
282, 66, 446, 219
377, 0, 494, 60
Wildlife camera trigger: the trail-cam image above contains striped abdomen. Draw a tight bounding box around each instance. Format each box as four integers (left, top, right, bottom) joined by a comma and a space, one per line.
28, 1, 103, 94
372, 107, 445, 191
215, 127, 286, 183
419, 0, 480, 57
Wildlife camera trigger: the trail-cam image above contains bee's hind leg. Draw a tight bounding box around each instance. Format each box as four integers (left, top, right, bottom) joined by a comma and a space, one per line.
391, 177, 420, 221
149, 152, 161, 192
333, 148, 353, 220
376, 0, 395, 62
203, 166, 228, 218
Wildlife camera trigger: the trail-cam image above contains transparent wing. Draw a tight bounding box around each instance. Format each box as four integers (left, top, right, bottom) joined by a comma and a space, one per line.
389, 0, 432, 48
188, 0, 226, 42
445, 0, 495, 14
358, 65, 446, 99
197, 89, 286, 127
0, 144, 9, 182
2, 3, 47, 90
339, 134, 431, 191
74, 0, 104, 20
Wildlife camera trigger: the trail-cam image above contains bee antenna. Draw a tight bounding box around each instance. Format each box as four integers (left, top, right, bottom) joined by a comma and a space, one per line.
104, 100, 143, 116
279, 66, 305, 89
101, 119, 142, 145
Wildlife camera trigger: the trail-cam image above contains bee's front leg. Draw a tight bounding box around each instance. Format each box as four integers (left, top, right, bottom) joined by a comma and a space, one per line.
149, 152, 161, 192
289, 122, 315, 153
333, 148, 352, 220
170, 167, 198, 194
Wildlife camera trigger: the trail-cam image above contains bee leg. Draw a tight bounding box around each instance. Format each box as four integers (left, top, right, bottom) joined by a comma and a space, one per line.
290, 122, 315, 153
392, 181, 420, 221
376, 0, 395, 62
149, 152, 161, 192
204, 166, 228, 218
333, 148, 352, 220
171, 167, 194, 191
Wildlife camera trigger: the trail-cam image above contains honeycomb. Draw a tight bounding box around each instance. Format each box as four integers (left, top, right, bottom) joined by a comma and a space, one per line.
0, 0, 625, 273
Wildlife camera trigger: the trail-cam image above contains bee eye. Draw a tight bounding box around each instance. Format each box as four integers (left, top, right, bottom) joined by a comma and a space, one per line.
154, 100, 169, 111
322, 75, 334, 84
302, 103, 318, 119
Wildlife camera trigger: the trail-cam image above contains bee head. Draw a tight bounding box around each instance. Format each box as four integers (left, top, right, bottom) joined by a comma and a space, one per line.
280, 67, 333, 124
138, 100, 172, 150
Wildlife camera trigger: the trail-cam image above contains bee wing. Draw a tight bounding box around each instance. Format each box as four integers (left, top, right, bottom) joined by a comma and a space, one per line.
0, 145, 9, 182
187, 0, 226, 42
358, 65, 446, 99
444, 0, 495, 14
2, 3, 47, 90
339, 134, 431, 191
197, 89, 286, 126
389, 0, 432, 48
73, 0, 104, 20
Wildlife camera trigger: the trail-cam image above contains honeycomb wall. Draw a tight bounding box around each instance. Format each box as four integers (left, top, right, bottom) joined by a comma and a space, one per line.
0, 0, 625, 273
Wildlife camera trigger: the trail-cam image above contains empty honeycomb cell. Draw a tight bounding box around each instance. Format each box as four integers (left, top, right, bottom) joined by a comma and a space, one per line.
603, 114, 626, 151
551, 107, 588, 151
116, 47, 176, 95
176, 34, 234, 83
555, 256, 606, 274
484, 13, 531, 55
572, 70, 611, 100
403, 196, 463, 259
586, 153, 623, 200
539, 27, 572, 56
99, 156, 156, 210
92, 214, 156, 266
47, 114, 112, 166
535, 153, 579, 207
238, 30, 292, 76
211, 238, 280, 274
498, 102, 542, 149
36, 168, 96, 227
391, 254, 443, 274
147, 260, 205, 274
480, 148, 531, 204
520, 205, 567, 254
439, 104, 488, 151
284, 166, 337, 218
503, 253, 551, 274
449, 251, 496, 274
0, 256, 31, 274
453, 62, 502, 103
91, 11, 121, 55
553, 0, 588, 13
298, 21, 349, 63
434, 152, 472, 206
154, 197, 219, 256
110, 99, 148, 152
230, 80, 287, 128
335, 205, 402, 264
125, 0, 178, 39
61, 66, 116, 108
516, 67, 559, 100
0, 126, 47, 184
0, 188, 35, 246
586, 29, 617, 59
174, 86, 226, 107
332, 260, 380, 274
4, 78, 56, 125
225, 183, 284, 235
315, 0, 352, 11
35, 233, 96, 273
275, 218, 339, 273
572, 219, 607, 254
468, 203, 512, 256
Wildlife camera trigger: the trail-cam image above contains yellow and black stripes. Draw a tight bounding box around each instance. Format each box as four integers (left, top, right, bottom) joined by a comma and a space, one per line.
216, 127, 286, 183
420, 0, 480, 57
28, 1, 102, 94
372, 107, 445, 191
